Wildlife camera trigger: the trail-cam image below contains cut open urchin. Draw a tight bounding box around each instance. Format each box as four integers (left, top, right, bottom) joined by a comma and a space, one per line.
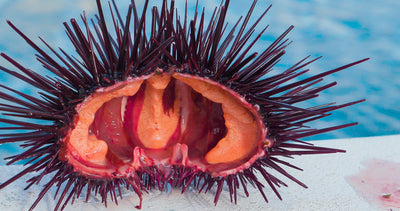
0, 0, 368, 210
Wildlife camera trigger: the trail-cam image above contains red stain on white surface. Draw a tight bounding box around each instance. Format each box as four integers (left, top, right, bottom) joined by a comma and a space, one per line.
347, 159, 400, 209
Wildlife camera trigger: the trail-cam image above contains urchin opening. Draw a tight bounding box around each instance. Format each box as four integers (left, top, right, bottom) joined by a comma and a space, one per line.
61, 70, 267, 178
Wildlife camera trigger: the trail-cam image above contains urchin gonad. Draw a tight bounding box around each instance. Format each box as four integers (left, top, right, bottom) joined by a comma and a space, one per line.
0, 0, 368, 210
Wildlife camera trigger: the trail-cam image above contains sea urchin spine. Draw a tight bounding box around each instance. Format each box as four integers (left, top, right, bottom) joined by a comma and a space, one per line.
0, 0, 368, 210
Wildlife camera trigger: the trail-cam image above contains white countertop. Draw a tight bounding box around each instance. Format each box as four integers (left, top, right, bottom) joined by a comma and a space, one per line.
1, 135, 399, 211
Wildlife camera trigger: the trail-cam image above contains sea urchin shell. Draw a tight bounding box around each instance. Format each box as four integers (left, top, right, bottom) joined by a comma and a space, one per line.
0, 0, 368, 210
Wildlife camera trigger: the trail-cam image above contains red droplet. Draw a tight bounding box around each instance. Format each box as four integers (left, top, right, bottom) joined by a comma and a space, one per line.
347, 159, 400, 209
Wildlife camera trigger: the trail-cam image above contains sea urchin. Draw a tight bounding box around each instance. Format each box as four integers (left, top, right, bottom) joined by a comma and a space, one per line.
0, 0, 368, 210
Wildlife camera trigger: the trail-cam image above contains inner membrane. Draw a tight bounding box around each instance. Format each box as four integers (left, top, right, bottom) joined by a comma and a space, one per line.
64, 73, 264, 176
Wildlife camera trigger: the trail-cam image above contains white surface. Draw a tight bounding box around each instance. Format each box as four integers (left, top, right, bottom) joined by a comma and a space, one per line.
0, 135, 399, 211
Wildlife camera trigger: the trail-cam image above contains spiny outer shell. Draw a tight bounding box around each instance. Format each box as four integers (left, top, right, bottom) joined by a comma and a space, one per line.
0, 0, 368, 210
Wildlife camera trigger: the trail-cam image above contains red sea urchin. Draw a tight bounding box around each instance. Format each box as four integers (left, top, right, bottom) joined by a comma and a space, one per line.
0, 0, 368, 210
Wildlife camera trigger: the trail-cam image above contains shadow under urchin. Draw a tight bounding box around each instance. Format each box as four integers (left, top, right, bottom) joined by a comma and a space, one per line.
0, 0, 368, 210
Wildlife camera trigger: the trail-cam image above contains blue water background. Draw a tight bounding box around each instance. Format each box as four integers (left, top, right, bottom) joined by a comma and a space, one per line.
0, 0, 399, 164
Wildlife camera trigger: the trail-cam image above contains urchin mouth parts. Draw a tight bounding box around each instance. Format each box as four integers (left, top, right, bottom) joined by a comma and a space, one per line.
62, 71, 267, 178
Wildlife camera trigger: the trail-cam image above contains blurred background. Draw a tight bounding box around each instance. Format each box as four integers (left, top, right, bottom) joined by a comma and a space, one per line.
0, 0, 399, 163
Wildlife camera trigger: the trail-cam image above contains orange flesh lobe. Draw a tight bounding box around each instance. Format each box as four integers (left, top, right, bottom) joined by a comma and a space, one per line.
137, 75, 180, 149
173, 75, 259, 164
67, 80, 143, 165
63, 73, 264, 177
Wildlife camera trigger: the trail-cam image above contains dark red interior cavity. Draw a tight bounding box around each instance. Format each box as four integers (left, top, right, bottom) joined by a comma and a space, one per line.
89, 79, 228, 166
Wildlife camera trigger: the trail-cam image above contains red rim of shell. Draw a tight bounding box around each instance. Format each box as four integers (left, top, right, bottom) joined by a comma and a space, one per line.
61, 70, 272, 178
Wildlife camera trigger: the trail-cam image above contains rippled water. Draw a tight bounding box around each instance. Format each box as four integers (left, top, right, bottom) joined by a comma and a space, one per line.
0, 0, 399, 163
